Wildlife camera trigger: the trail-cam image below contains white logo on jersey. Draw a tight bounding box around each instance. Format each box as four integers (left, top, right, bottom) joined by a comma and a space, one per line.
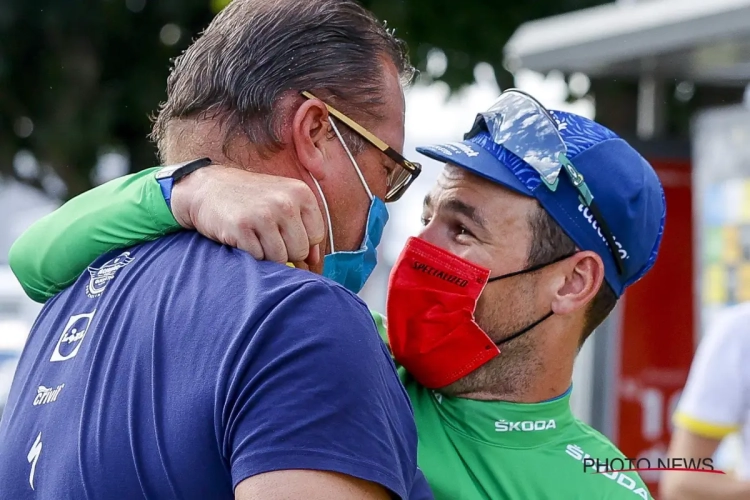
27, 432, 42, 490
565, 444, 649, 499
33, 384, 64, 406
495, 419, 556, 432
86, 252, 134, 298
50, 311, 96, 362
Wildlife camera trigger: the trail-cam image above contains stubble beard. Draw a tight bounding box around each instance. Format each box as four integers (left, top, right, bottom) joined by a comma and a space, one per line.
437, 287, 545, 400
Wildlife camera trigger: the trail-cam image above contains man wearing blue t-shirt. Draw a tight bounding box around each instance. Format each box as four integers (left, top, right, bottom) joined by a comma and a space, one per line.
0, 1, 431, 499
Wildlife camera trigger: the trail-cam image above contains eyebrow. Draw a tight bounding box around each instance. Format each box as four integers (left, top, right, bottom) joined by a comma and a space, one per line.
423, 194, 488, 230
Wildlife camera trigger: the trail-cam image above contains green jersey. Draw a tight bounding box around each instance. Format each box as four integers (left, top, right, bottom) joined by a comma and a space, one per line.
10, 169, 652, 500
372, 314, 652, 500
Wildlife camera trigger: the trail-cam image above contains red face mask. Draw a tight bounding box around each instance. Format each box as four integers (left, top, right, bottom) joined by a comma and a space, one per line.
386, 237, 499, 389
386, 236, 562, 389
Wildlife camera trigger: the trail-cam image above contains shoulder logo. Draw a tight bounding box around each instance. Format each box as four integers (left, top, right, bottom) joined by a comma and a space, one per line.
86, 252, 134, 298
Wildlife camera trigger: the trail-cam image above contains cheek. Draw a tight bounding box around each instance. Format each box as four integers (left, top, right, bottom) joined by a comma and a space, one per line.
357, 153, 388, 200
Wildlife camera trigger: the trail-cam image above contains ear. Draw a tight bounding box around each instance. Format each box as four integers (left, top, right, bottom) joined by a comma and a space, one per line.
291, 98, 332, 181
550, 251, 605, 316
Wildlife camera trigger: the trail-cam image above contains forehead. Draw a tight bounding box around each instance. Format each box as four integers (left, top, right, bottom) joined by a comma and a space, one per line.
427, 164, 537, 222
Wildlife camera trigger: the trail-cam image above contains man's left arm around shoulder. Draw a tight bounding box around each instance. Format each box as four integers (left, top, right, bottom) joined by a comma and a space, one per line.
9, 164, 325, 302
223, 281, 421, 500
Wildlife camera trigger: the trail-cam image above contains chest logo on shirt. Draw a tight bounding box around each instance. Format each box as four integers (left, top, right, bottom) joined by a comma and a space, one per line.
50, 311, 96, 362
86, 252, 134, 298
33, 384, 65, 406
27, 432, 42, 491
495, 419, 557, 432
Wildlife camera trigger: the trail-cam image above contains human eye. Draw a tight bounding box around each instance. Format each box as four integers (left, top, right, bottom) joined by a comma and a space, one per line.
451, 222, 476, 242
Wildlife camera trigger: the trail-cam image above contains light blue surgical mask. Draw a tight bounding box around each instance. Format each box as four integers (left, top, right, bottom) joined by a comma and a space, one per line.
310, 118, 389, 294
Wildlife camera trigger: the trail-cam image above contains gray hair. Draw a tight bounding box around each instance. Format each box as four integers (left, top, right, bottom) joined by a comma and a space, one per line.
151, 0, 414, 160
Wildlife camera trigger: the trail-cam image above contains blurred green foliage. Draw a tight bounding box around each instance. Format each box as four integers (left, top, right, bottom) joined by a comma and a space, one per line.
0, 0, 606, 199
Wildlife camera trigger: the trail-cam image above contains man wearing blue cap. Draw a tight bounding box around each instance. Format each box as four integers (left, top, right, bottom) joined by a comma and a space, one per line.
8, 90, 664, 499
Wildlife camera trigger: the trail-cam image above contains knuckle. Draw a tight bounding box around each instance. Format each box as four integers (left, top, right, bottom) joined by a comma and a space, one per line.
275, 197, 297, 218
288, 239, 308, 259
236, 217, 257, 235
287, 178, 310, 195
288, 181, 316, 205
250, 208, 275, 229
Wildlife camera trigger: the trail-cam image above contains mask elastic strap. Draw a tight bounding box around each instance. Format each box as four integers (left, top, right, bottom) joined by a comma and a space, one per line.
328, 117, 374, 201
488, 252, 576, 282
495, 310, 554, 347
310, 175, 336, 253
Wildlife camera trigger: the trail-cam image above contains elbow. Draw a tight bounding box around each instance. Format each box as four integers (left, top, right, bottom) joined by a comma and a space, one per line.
8, 238, 45, 304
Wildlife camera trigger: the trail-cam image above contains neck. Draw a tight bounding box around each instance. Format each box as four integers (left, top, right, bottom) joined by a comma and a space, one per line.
455, 321, 580, 403
163, 119, 300, 178
461, 367, 573, 403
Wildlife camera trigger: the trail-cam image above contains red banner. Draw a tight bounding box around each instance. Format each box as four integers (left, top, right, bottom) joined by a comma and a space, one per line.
614, 159, 695, 496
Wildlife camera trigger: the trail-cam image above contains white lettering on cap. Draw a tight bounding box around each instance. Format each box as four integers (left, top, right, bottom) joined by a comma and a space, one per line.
446, 142, 479, 157
577, 204, 629, 260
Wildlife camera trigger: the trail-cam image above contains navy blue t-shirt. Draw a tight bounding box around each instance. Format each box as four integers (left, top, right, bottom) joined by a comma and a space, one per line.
0, 232, 431, 499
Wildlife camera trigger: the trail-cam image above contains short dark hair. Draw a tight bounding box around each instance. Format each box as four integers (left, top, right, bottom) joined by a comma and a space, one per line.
151, 0, 413, 160
527, 204, 617, 346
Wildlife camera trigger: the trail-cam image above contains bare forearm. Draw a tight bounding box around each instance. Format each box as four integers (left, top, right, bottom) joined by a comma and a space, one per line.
661, 471, 750, 500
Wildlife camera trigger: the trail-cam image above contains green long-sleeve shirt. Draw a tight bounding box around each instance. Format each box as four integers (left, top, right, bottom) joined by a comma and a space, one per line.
9, 168, 180, 302
9, 169, 652, 500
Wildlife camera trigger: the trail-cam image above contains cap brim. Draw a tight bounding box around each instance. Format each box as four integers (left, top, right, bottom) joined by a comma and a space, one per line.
416, 141, 531, 197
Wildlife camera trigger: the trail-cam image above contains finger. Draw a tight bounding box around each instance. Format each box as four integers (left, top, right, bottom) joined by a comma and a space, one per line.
257, 225, 288, 263
298, 189, 326, 249
290, 261, 310, 271
233, 231, 265, 261
279, 212, 311, 263
305, 244, 321, 267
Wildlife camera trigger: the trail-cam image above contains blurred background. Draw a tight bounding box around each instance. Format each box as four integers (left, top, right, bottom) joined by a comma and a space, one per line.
3, 0, 750, 494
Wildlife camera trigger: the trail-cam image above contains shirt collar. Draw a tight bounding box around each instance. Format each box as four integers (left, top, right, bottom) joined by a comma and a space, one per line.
431, 386, 576, 448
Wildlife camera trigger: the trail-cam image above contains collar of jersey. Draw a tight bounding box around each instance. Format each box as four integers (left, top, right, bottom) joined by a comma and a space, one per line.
430, 386, 575, 448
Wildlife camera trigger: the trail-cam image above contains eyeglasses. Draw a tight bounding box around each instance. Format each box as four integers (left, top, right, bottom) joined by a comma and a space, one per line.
466, 89, 625, 275
301, 91, 421, 203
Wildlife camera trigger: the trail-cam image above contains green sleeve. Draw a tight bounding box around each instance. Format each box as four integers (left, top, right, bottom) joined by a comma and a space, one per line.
370, 310, 389, 346
8, 167, 182, 303
369, 310, 411, 384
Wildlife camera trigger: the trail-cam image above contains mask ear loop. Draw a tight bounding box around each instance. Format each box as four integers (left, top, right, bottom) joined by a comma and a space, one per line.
487, 252, 576, 282
310, 175, 336, 253
328, 117, 374, 201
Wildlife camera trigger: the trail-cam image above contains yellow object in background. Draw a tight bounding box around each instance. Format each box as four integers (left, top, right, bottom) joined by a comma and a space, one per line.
704, 264, 728, 305
723, 226, 741, 264
739, 264, 750, 302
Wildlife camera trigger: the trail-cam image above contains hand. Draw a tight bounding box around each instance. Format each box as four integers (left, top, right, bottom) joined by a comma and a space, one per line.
170, 165, 325, 270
